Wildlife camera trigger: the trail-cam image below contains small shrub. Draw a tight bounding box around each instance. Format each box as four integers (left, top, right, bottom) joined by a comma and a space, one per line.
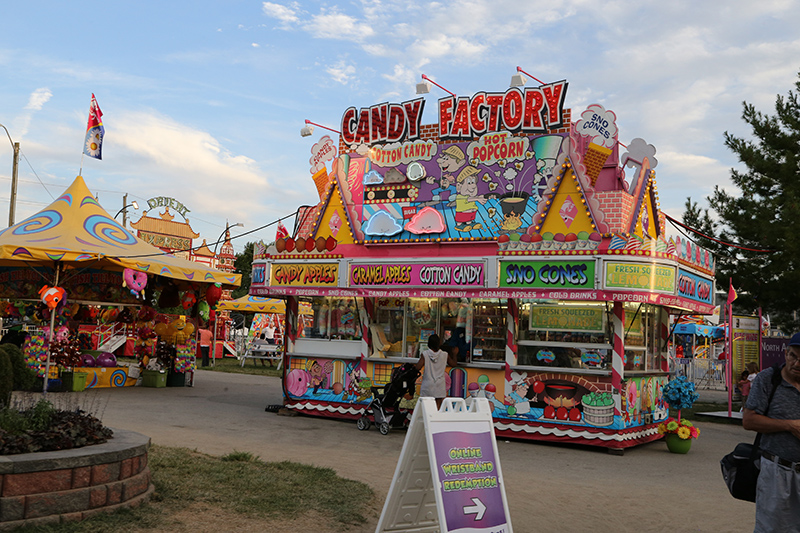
0, 348, 12, 407
0, 400, 113, 455
222, 450, 258, 462
2, 343, 40, 391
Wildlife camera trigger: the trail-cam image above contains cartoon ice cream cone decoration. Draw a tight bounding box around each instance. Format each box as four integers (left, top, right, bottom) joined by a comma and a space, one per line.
575, 104, 618, 187
584, 143, 613, 185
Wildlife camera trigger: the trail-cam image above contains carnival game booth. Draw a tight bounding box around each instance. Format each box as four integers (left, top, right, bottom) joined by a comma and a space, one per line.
252, 83, 716, 450
0, 176, 241, 390
216, 295, 313, 366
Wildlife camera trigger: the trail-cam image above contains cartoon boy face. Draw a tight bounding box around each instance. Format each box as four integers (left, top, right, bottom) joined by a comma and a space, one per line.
438, 153, 465, 175
458, 175, 479, 197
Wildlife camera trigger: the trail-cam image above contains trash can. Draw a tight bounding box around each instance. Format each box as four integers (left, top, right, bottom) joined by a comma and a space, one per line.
166, 370, 186, 387
142, 370, 167, 388
62, 371, 87, 392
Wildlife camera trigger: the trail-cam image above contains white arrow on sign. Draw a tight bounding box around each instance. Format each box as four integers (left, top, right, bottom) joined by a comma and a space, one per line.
463, 497, 486, 521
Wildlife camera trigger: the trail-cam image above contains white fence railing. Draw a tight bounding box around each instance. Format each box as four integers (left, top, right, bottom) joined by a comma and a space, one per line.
671, 357, 727, 390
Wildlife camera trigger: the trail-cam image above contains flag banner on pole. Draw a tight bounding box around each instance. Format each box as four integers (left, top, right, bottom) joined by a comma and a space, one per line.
83, 94, 104, 160
727, 279, 738, 306
276, 221, 289, 241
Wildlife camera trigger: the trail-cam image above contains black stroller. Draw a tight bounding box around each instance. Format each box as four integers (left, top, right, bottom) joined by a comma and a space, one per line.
357, 363, 419, 435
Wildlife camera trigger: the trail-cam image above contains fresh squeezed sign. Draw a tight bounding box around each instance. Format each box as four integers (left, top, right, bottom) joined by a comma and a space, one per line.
677, 268, 713, 304
604, 262, 675, 293
349, 262, 484, 287
499, 260, 595, 289
529, 305, 604, 332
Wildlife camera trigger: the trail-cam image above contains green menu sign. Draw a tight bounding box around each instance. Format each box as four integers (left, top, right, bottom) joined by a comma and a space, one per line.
499, 260, 595, 289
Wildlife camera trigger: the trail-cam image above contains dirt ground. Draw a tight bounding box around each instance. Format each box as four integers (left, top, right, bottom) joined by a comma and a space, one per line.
76, 370, 756, 533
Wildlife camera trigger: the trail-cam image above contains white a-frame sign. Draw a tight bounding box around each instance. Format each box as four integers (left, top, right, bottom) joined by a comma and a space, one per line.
376, 398, 512, 533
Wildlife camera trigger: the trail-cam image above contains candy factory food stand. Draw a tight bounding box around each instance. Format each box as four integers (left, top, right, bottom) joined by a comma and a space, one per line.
251, 81, 716, 449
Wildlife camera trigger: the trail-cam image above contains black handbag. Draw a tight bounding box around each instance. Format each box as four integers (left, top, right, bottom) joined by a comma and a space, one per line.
720, 365, 782, 502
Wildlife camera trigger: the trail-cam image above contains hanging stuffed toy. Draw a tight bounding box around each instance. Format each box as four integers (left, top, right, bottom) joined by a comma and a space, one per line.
123, 268, 148, 299
181, 290, 197, 310
198, 301, 210, 322
39, 285, 66, 309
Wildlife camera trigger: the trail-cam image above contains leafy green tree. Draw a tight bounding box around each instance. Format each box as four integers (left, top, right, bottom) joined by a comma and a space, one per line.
705, 72, 800, 331
232, 242, 256, 299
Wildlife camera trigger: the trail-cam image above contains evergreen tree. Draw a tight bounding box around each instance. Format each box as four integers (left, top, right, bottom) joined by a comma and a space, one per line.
707, 72, 800, 331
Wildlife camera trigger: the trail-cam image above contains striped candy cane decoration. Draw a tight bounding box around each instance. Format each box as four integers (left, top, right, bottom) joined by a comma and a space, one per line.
612, 301, 624, 416
286, 296, 298, 356
505, 298, 518, 365
360, 297, 374, 360
659, 309, 669, 372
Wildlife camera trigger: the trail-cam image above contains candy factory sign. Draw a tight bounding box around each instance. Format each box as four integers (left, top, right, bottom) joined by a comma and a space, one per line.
437, 81, 568, 139
339, 80, 568, 149
349, 262, 485, 288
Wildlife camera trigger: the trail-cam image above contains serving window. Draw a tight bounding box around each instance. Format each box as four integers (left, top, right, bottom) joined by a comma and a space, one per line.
517, 301, 612, 370
623, 303, 666, 372
301, 296, 363, 341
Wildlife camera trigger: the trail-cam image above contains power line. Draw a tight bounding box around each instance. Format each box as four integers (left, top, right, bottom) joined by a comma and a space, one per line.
664, 213, 777, 253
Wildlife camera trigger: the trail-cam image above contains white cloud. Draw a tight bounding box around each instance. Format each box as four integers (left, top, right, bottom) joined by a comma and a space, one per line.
109, 110, 271, 225
25, 88, 52, 110
304, 9, 375, 41
252, 43, 260, 48
262, 2, 300, 25
326, 60, 357, 85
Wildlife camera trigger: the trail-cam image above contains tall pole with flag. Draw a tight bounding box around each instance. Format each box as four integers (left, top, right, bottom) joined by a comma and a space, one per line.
726, 279, 737, 416
80, 94, 104, 174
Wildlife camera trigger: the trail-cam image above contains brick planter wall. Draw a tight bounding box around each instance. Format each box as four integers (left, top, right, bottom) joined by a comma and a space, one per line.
0, 429, 153, 530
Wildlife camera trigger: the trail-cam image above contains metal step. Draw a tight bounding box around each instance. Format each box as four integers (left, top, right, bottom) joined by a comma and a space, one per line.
98, 334, 127, 354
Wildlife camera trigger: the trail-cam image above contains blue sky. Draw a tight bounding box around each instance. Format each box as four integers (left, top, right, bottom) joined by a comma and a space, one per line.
1, 1, 799, 254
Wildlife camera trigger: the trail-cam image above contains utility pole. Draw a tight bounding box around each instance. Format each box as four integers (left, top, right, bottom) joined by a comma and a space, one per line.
8, 142, 19, 227
122, 193, 128, 228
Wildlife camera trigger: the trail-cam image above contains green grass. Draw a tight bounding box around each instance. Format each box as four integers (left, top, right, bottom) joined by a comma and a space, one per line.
11, 445, 375, 532
199, 355, 284, 378
116, 354, 284, 378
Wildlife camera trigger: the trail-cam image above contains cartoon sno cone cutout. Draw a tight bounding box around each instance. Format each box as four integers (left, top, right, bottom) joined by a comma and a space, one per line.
576, 104, 618, 187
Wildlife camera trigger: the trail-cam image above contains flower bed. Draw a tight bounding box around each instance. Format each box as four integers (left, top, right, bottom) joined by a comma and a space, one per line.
0, 428, 153, 530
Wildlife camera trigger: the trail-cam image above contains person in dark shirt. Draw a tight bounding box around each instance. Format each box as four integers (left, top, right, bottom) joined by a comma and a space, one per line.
743, 333, 800, 532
